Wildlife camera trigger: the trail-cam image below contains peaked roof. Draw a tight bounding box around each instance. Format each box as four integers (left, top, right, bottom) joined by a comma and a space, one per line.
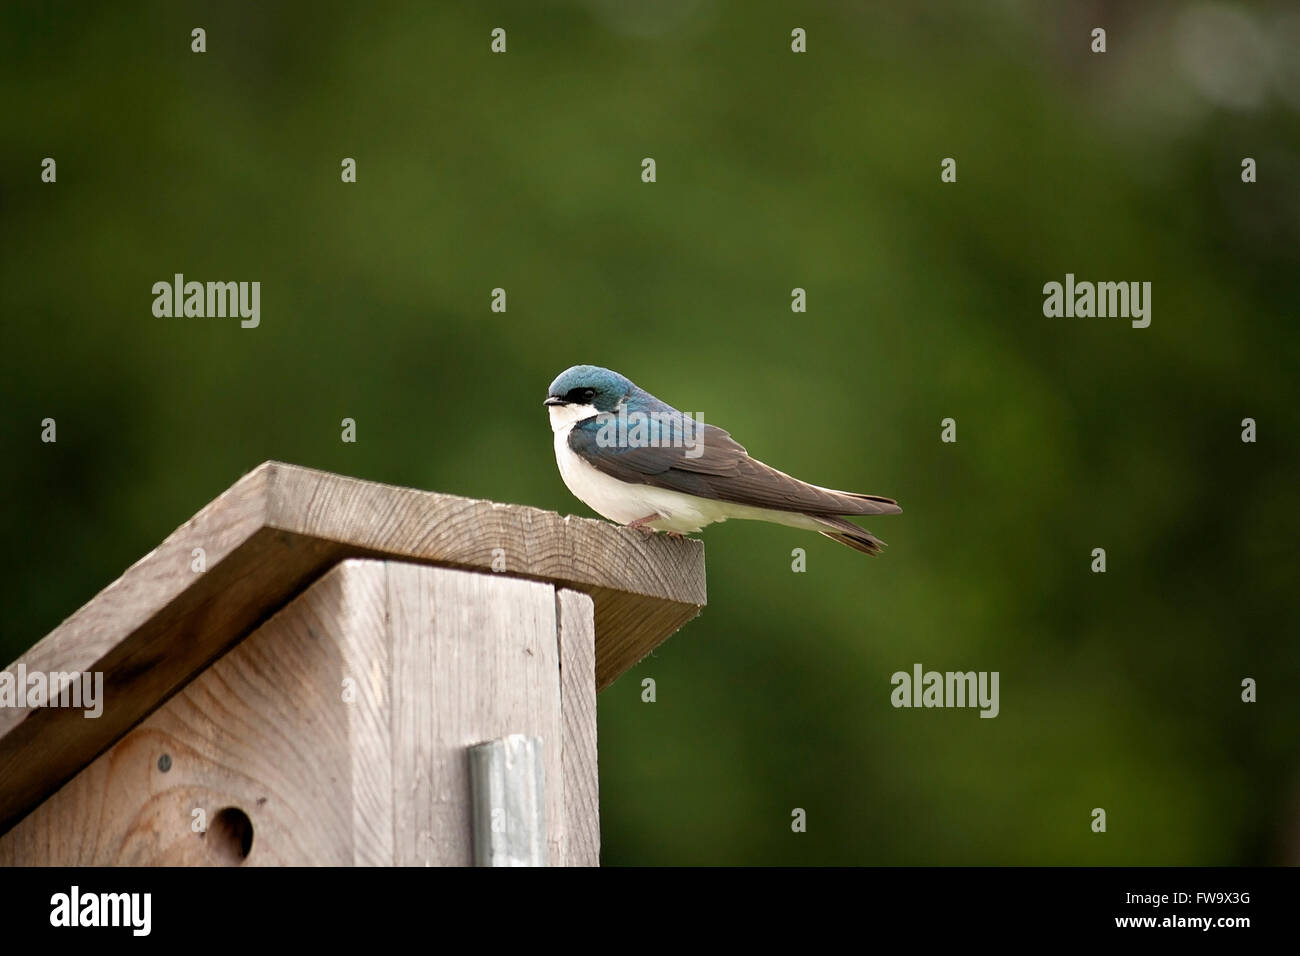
0, 462, 706, 834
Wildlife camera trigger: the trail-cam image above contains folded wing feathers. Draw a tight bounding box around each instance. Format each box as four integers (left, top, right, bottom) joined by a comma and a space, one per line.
570, 417, 901, 518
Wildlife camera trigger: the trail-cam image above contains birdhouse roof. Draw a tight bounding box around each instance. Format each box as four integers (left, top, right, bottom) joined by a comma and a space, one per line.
0, 462, 705, 834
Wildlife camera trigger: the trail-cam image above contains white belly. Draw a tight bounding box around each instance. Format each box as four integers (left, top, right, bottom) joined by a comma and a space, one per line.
551, 421, 728, 533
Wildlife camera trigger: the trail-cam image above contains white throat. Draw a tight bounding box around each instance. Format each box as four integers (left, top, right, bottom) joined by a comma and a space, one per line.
547, 403, 601, 433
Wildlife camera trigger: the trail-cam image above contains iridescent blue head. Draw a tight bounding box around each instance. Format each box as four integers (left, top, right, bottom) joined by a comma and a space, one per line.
544, 365, 636, 415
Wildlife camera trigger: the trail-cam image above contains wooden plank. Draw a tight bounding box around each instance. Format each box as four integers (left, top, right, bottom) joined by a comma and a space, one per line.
0, 461, 704, 835
389, 564, 562, 865
0, 560, 575, 866
557, 588, 600, 865
260, 463, 706, 662
0, 561, 374, 865
332, 561, 395, 866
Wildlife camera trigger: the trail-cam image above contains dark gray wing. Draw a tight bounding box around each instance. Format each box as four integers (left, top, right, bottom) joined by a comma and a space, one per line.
567, 415, 900, 517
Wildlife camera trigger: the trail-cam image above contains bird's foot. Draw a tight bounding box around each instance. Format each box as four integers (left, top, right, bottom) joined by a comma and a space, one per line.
626, 513, 664, 536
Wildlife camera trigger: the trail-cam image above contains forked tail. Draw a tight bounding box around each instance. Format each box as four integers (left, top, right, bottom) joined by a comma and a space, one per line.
812, 514, 889, 556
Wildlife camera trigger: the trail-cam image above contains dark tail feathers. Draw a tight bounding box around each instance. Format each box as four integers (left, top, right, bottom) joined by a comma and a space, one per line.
812, 515, 889, 556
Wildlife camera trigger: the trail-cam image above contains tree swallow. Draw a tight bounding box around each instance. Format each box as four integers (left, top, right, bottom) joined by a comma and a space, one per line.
544, 365, 901, 554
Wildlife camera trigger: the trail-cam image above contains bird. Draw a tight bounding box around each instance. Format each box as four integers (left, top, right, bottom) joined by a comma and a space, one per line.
544, 365, 901, 554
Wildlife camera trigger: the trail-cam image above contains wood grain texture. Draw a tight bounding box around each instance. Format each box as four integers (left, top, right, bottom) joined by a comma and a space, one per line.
0, 561, 366, 865
333, 561, 395, 866
557, 589, 599, 866
390, 564, 563, 866
0, 461, 705, 835
0, 561, 573, 866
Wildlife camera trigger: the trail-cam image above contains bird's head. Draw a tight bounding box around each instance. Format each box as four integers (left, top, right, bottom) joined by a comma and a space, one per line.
544, 365, 634, 427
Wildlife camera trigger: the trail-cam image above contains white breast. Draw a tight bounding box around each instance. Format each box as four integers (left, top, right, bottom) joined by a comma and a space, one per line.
549, 409, 726, 533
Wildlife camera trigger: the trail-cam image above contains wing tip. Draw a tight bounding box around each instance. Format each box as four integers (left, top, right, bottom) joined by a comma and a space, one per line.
808, 484, 902, 516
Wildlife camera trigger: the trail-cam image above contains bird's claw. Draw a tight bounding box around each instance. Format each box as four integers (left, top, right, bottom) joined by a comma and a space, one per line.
626, 513, 671, 538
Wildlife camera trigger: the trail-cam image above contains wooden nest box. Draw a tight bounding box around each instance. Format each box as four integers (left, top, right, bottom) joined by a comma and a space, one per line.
0, 462, 706, 866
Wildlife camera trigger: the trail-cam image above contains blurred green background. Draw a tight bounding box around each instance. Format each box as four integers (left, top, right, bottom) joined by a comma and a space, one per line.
3, 1, 1298, 864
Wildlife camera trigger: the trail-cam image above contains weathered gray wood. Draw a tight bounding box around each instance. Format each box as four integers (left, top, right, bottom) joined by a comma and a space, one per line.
334, 562, 395, 866
0, 461, 705, 835
0, 560, 577, 866
389, 563, 563, 865
0, 561, 368, 865
260, 463, 705, 687
470, 735, 548, 866
557, 589, 600, 865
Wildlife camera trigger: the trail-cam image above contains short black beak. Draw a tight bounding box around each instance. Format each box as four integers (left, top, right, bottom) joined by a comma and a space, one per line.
543, 396, 566, 407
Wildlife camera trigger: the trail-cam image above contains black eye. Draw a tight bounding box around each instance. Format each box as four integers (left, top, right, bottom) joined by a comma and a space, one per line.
583, 388, 596, 402
568, 387, 596, 404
